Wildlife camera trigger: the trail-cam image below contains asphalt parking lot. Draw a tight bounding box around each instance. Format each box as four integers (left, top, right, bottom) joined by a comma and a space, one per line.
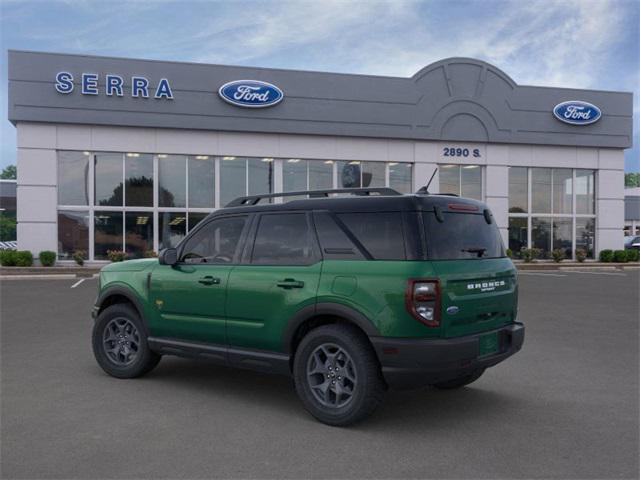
1, 270, 638, 479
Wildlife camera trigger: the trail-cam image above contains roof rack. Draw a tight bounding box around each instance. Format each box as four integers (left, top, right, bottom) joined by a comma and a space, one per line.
226, 187, 401, 207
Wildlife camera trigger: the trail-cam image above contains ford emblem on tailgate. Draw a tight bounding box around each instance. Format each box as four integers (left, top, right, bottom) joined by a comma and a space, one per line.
218, 80, 284, 108
553, 100, 601, 125
446, 306, 459, 315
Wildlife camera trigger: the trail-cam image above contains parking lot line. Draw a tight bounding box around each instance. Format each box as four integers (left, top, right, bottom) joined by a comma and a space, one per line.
70, 278, 86, 288
567, 270, 627, 276
518, 272, 567, 277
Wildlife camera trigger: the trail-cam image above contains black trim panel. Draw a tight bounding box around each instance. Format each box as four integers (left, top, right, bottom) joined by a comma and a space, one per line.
94, 286, 150, 336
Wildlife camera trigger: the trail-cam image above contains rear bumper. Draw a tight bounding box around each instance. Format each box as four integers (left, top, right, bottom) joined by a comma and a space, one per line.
370, 323, 524, 390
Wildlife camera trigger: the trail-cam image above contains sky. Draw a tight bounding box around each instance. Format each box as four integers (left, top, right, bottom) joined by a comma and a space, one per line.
0, 0, 638, 172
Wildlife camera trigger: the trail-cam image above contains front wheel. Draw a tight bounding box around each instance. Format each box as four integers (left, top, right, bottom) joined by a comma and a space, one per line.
293, 324, 385, 426
92, 304, 161, 379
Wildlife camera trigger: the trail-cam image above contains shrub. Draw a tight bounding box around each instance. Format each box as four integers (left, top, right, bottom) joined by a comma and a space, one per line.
143, 250, 158, 258
599, 249, 614, 262
575, 249, 587, 263
506, 248, 513, 258
39, 250, 56, 267
73, 250, 86, 266
613, 250, 628, 263
15, 250, 33, 267
626, 249, 639, 262
520, 248, 534, 263
0, 249, 18, 266
107, 250, 127, 262
551, 249, 565, 263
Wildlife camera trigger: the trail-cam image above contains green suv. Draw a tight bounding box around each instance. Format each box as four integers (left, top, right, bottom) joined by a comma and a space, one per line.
92, 187, 524, 426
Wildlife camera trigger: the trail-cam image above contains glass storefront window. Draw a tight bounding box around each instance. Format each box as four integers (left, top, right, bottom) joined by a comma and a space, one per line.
309, 161, 333, 190
220, 157, 246, 207
248, 158, 273, 197
439, 165, 459, 195
531, 217, 551, 258
576, 169, 595, 214
125, 212, 153, 258
552, 169, 572, 214
188, 156, 215, 208
508, 217, 527, 257
508, 167, 528, 213
552, 217, 572, 258
158, 155, 186, 208
95, 153, 123, 206
576, 218, 595, 258
124, 153, 153, 207
94, 211, 123, 260
389, 163, 412, 193
159, 212, 186, 250
188, 212, 210, 232
362, 162, 385, 188
338, 161, 362, 188
58, 151, 90, 205
461, 165, 482, 200
283, 159, 308, 192
531, 168, 551, 213
57, 210, 89, 259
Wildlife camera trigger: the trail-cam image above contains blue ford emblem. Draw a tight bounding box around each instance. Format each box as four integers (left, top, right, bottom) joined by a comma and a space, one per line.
446, 306, 459, 315
218, 80, 283, 108
553, 100, 601, 125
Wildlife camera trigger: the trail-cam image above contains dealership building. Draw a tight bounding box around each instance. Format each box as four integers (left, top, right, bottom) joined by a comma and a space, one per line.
7, 50, 633, 261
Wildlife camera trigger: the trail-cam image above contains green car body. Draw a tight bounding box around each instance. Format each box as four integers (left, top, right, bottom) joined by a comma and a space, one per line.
92, 190, 524, 424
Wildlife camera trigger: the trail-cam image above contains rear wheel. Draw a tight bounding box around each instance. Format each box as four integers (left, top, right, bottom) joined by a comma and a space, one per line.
432, 368, 485, 389
293, 324, 385, 426
92, 304, 161, 379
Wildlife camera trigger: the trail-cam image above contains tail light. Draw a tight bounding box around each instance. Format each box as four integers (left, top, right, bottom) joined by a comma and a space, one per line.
405, 279, 440, 327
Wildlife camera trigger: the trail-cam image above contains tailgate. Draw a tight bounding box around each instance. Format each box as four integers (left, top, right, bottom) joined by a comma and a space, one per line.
431, 258, 517, 338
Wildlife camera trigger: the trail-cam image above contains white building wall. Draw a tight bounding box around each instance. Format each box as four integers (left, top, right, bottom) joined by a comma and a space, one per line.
16, 122, 626, 257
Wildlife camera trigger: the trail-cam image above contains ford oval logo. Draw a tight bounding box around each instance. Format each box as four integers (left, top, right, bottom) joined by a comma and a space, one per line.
446, 306, 459, 315
553, 100, 601, 125
218, 80, 283, 108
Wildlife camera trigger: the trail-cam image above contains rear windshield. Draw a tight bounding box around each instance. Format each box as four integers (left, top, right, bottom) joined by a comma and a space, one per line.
423, 211, 505, 260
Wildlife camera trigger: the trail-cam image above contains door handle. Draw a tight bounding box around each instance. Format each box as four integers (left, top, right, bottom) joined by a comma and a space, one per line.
276, 278, 305, 289
198, 276, 221, 286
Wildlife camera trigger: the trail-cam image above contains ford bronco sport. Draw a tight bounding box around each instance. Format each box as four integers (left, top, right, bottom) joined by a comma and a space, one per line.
92, 187, 524, 426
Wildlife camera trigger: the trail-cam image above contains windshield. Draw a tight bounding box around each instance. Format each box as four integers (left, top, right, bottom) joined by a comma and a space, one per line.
423, 211, 505, 260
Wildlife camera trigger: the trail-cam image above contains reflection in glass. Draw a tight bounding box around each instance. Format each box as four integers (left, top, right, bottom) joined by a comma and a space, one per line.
576, 170, 595, 214
220, 157, 246, 206
338, 161, 362, 188
361, 162, 385, 188
439, 165, 459, 195
389, 163, 412, 193
248, 158, 273, 197
94, 211, 123, 259
158, 155, 186, 207
125, 212, 153, 258
159, 212, 186, 249
508, 217, 527, 257
531, 168, 551, 213
188, 212, 209, 232
58, 210, 89, 259
531, 217, 551, 258
461, 165, 482, 200
552, 217, 572, 257
125, 154, 153, 207
508, 167, 528, 213
95, 153, 123, 206
283, 159, 307, 192
189, 156, 215, 208
576, 218, 595, 258
552, 169, 572, 214
308, 160, 333, 190
58, 151, 89, 205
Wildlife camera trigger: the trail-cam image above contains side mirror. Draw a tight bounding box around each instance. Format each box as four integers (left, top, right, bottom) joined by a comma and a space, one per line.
159, 248, 178, 266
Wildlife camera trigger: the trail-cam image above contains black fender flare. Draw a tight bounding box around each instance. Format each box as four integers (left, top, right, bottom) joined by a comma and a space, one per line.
282, 302, 380, 354
94, 285, 150, 336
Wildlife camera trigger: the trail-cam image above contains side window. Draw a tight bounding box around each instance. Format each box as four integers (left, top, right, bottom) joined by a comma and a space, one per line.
337, 212, 406, 260
252, 213, 317, 265
313, 212, 365, 260
180, 216, 247, 264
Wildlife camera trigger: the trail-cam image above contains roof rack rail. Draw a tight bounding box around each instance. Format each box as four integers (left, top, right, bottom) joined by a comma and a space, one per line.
226, 187, 401, 207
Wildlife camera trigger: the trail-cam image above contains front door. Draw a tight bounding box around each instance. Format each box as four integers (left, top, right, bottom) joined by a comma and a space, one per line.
226, 212, 322, 352
149, 214, 249, 345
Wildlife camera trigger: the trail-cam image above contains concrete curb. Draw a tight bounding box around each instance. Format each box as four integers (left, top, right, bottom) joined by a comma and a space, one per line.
0, 267, 100, 277
515, 262, 639, 271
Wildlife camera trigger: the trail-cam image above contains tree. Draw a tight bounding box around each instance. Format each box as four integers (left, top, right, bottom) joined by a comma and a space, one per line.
1, 165, 16, 179
625, 172, 640, 188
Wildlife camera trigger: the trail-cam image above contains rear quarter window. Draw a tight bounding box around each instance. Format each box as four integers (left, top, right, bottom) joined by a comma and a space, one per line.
337, 212, 406, 260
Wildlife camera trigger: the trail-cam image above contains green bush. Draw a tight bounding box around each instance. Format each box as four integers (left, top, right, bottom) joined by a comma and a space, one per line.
551, 249, 565, 263
0, 249, 18, 266
599, 249, 614, 262
626, 249, 639, 262
613, 250, 628, 263
107, 250, 128, 262
575, 249, 587, 263
15, 250, 33, 267
143, 250, 158, 258
39, 250, 56, 267
73, 250, 86, 266
506, 248, 513, 259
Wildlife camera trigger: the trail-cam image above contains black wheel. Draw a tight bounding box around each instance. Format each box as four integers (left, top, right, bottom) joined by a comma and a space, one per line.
293, 324, 385, 426
92, 304, 160, 379
432, 369, 485, 390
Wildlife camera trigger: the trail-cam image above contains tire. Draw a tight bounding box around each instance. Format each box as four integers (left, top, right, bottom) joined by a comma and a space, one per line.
293, 324, 385, 426
432, 368, 485, 390
92, 303, 161, 379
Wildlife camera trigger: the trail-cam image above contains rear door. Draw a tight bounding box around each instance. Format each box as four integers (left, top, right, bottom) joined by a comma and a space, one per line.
226, 212, 322, 352
423, 209, 517, 338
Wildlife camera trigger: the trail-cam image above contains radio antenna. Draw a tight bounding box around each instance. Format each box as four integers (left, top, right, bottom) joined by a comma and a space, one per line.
416, 167, 438, 194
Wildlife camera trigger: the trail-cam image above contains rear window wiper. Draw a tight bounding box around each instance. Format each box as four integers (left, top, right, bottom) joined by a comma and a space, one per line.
461, 247, 487, 258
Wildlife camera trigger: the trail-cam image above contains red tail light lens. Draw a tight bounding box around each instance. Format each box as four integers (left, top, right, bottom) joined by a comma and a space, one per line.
405, 279, 440, 327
